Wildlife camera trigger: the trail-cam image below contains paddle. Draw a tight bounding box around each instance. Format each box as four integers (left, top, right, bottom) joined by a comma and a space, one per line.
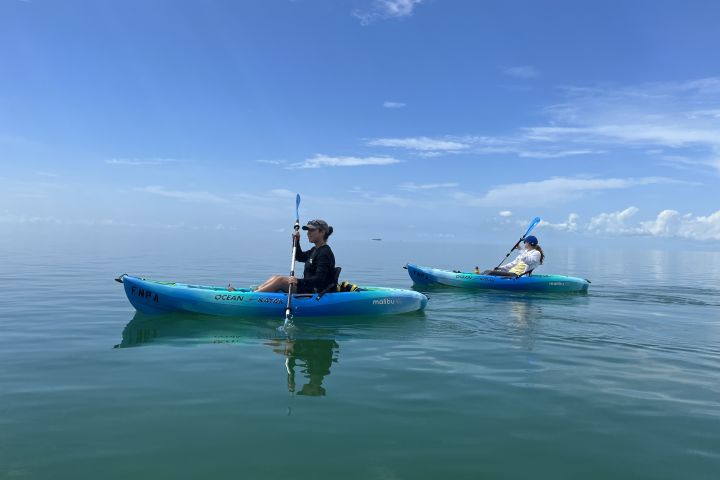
283, 194, 301, 328
494, 216, 541, 269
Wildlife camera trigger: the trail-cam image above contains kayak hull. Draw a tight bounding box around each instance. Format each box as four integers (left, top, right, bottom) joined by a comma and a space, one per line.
120, 275, 428, 317
406, 264, 590, 293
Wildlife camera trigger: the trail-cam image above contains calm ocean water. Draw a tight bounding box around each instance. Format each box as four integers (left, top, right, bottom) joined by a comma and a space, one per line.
1, 237, 719, 479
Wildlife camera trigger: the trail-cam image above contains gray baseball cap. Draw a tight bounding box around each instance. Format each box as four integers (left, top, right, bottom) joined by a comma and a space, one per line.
302, 219, 329, 231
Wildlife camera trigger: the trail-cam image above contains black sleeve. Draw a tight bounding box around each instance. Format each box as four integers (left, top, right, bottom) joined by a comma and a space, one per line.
295, 244, 310, 262
302, 249, 334, 285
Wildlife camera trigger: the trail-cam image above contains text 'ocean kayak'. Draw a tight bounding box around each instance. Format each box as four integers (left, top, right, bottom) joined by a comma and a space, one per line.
406, 264, 590, 292
118, 275, 428, 317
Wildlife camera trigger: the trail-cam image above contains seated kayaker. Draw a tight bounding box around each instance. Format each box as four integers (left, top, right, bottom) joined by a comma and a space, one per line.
255, 219, 336, 293
484, 235, 544, 277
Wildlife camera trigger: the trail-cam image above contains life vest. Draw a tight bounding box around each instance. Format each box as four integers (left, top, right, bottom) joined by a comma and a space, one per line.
509, 260, 528, 276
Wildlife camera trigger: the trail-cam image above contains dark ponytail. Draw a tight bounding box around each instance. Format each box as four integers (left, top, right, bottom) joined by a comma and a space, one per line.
535, 244, 545, 264
324, 226, 333, 241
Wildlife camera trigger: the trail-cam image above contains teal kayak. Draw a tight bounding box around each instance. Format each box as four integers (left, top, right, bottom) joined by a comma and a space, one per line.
406, 264, 590, 292
118, 275, 428, 317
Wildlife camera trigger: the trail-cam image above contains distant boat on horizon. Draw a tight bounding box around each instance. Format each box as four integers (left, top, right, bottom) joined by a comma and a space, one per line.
371, 238, 382, 241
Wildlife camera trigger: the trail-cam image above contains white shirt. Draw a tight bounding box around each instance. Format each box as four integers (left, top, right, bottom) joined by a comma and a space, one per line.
499, 247, 542, 275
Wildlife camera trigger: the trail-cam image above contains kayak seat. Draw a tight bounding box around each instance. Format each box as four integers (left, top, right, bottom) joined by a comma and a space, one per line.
316, 267, 343, 299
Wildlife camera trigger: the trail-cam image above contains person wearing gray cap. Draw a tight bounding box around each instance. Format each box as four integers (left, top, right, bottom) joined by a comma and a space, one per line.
255, 219, 336, 293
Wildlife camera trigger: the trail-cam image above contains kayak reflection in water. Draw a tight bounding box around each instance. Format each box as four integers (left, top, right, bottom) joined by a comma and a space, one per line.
255, 219, 336, 294
483, 235, 545, 277
268, 338, 339, 396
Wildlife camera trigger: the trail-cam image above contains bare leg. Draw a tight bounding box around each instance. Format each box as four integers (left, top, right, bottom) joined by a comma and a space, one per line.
255, 275, 282, 292
255, 275, 291, 292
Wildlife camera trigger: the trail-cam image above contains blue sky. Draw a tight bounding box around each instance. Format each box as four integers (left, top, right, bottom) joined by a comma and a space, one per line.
2, 0, 720, 245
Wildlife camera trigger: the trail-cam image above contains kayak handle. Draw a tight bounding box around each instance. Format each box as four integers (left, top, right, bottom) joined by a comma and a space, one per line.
115, 274, 127, 284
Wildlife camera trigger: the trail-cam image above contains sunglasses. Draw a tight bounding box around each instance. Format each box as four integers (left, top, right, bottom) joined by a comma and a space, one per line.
306, 228, 319, 232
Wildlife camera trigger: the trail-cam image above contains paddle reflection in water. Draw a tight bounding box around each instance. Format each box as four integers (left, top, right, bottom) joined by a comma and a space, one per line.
267, 337, 339, 396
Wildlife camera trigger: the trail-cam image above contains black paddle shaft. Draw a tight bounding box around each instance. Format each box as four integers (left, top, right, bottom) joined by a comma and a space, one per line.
284, 222, 300, 322
494, 239, 523, 269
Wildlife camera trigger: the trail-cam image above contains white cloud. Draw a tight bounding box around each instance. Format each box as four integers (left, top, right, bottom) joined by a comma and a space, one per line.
687, 109, 720, 119
255, 159, 286, 165
269, 189, 295, 198
383, 101, 406, 108
106, 158, 177, 166
378, 0, 422, 16
367, 77, 720, 169
516, 149, 602, 158
588, 207, 640, 234
231, 190, 297, 202
503, 66, 539, 79
640, 209, 720, 240
292, 154, 402, 169
399, 182, 458, 190
354, 0, 424, 25
528, 78, 720, 171
368, 194, 411, 207
540, 213, 580, 232
525, 124, 720, 148
639, 210, 680, 236
454, 176, 676, 207
498, 210, 512, 217
136, 185, 228, 203
367, 136, 471, 152
588, 207, 720, 240
368, 135, 602, 159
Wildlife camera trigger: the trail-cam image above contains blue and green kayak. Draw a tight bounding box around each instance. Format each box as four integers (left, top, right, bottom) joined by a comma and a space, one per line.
406, 264, 590, 293
118, 275, 428, 317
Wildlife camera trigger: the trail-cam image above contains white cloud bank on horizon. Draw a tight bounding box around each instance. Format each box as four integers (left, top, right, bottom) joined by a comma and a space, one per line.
533, 208, 720, 241
292, 154, 402, 169
588, 207, 720, 241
